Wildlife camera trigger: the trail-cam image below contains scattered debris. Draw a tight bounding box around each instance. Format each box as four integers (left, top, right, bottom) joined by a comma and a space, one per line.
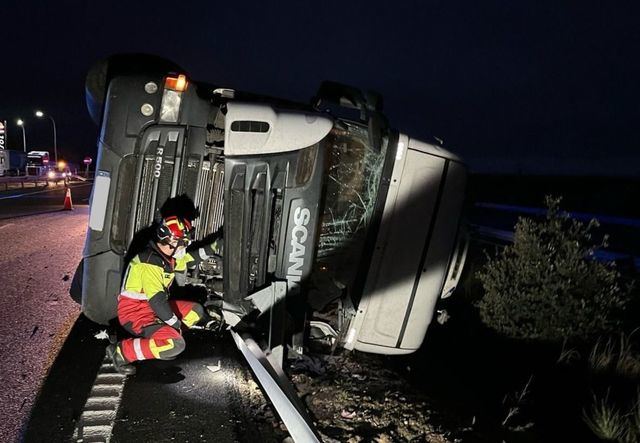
341, 410, 357, 420
62, 275, 70, 281
290, 354, 327, 376
94, 330, 110, 341
436, 309, 451, 325
290, 352, 455, 442
207, 361, 221, 373
30, 326, 39, 338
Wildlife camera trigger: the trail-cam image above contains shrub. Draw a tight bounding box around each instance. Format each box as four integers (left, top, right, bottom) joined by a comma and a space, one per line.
477, 196, 629, 343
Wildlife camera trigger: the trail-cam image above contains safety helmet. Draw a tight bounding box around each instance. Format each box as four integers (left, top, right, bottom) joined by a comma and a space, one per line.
156, 216, 193, 247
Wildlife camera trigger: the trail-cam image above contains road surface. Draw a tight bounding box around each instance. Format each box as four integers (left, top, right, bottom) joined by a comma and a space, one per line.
0, 181, 92, 219
0, 209, 87, 442
0, 199, 275, 441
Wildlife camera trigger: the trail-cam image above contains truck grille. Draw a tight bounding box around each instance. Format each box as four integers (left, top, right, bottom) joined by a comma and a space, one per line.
193, 156, 224, 240
132, 130, 225, 251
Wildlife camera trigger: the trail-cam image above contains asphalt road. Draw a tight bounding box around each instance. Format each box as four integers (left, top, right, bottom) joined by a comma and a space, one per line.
0, 209, 87, 442
0, 181, 93, 219
0, 198, 274, 442
23, 317, 271, 442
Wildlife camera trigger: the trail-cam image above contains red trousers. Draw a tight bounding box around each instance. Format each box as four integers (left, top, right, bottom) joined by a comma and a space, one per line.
117, 298, 204, 363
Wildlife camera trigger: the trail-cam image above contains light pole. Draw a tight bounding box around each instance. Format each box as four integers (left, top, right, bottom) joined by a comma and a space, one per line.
35, 110, 57, 163
16, 119, 28, 176
16, 119, 27, 152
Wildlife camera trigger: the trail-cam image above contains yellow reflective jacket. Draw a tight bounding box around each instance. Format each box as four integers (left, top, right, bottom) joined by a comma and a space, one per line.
120, 240, 221, 326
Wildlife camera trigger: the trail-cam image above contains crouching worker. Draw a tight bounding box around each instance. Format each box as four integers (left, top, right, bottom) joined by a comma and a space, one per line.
107, 215, 223, 375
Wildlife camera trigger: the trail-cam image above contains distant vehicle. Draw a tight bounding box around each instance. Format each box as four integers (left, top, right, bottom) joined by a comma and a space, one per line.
0, 150, 27, 176
47, 165, 71, 184
27, 151, 50, 176
75, 55, 468, 357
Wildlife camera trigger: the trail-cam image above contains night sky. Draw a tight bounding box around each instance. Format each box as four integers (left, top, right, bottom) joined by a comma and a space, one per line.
1, 1, 639, 175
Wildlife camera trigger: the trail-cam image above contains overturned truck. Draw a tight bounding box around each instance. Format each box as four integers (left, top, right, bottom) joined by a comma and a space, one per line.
76, 54, 467, 357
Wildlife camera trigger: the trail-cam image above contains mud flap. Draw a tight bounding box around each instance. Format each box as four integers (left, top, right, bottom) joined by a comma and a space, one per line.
70, 259, 83, 304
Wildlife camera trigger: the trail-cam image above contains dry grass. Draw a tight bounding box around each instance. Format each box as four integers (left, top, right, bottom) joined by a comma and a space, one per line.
501, 376, 534, 429
589, 330, 640, 379
583, 392, 627, 441
583, 390, 640, 443
557, 339, 581, 364
615, 332, 640, 379
590, 337, 618, 374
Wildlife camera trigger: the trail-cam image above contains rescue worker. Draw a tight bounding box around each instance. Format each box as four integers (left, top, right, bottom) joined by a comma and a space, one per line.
107, 215, 222, 375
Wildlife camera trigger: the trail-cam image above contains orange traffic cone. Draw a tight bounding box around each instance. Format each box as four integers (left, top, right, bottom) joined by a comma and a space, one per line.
63, 187, 74, 211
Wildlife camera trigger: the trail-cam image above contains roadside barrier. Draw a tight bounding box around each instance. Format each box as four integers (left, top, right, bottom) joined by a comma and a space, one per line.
0, 175, 50, 191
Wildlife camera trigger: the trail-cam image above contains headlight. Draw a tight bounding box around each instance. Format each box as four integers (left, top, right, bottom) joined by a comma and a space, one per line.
159, 74, 188, 123
62, 172, 67, 178
47, 171, 55, 179
160, 89, 182, 123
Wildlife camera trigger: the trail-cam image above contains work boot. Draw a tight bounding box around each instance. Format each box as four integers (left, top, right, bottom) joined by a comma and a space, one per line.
106, 344, 136, 375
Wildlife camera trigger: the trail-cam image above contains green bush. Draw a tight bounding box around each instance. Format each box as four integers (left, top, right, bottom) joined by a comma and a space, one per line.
476, 196, 629, 343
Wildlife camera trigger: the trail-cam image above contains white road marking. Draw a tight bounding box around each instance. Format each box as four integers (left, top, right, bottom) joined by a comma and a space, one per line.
0, 223, 14, 230
73, 355, 127, 442
0, 183, 93, 201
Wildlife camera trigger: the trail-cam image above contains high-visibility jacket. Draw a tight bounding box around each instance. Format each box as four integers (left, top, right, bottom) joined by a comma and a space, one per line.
119, 239, 222, 328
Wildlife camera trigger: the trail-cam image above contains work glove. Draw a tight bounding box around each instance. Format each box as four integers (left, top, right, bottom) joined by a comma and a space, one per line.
164, 314, 182, 331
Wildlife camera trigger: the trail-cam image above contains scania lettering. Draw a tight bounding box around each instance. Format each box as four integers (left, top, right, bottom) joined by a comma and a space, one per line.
287, 206, 310, 280
74, 54, 468, 361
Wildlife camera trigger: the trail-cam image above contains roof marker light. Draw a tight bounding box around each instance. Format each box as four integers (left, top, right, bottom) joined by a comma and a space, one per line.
165, 74, 188, 92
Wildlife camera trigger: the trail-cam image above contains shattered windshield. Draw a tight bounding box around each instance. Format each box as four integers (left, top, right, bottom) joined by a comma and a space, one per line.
315, 120, 388, 289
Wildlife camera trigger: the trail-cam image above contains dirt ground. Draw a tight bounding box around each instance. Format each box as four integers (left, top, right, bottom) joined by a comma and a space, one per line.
236, 344, 463, 442
288, 351, 460, 443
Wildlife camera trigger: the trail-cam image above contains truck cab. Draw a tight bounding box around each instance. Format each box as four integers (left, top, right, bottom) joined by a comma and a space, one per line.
77, 55, 467, 356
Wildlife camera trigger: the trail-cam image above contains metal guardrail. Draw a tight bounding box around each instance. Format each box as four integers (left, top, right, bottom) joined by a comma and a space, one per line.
0, 175, 91, 191
0, 175, 50, 191
232, 331, 321, 443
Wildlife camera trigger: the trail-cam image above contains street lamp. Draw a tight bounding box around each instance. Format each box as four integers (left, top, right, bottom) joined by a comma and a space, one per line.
34, 110, 57, 163
16, 119, 27, 152
16, 119, 28, 176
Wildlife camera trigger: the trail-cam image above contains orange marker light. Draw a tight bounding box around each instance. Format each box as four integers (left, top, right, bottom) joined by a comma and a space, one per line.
165, 74, 188, 92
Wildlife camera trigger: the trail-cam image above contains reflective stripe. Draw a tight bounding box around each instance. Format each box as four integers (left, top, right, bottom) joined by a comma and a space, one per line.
149, 338, 174, 359
133, 338, 146, 360
165, 314, 179, 326
199, 248, 209, 260
120, 290, 147, 300
183, 310, 200, 327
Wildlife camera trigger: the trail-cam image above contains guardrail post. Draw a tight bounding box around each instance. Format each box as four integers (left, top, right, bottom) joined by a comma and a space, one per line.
267, 281, 288, 374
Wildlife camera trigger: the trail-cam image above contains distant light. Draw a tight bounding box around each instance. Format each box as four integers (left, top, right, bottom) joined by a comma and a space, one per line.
16, 119, 24, 126
47, 171, 55, 179
62, 172, 67, 178
57, 160, 66, 169
35, 110, 44, 118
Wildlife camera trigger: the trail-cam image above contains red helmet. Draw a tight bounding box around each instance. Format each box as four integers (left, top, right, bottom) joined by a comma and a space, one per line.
156, 216, 193, 246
